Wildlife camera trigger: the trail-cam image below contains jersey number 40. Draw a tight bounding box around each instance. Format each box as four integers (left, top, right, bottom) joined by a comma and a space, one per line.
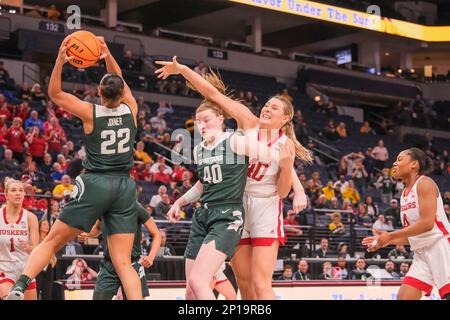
203, 164, 223, 184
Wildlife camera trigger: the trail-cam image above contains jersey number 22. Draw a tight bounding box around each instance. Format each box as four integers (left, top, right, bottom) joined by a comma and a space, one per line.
100, 128, 130, 155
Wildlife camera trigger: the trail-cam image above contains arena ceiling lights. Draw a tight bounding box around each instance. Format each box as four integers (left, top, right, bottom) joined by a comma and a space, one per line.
229, 0, 450, 42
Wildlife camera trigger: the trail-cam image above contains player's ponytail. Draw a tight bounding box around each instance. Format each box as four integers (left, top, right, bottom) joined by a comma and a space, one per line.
272, 95, 313, 164
407, 147, 431, 174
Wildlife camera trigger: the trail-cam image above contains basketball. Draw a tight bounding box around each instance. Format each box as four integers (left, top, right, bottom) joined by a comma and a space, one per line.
66, 30, 100, 69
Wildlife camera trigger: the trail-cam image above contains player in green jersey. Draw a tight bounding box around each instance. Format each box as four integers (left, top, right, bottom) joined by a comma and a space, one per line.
79, 202, 162, 300
5, 36, 143, 300
166, 95, 291, 300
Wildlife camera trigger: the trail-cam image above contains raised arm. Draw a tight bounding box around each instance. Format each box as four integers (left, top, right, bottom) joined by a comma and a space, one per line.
96, 37, 137, 122
48, 36, 93, 129
155, 57, 259, 130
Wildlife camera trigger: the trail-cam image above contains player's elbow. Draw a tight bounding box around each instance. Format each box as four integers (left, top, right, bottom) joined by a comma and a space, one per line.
422, 220, 434, 232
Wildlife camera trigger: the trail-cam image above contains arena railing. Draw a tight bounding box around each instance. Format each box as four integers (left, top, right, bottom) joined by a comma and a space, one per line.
154, 28, 213, 45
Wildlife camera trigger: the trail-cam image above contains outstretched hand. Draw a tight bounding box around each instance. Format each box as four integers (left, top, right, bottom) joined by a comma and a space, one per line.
57, 35, 75, 64
155, 56, 184, 80
362, 229, 392, 252
166, 202, 182, 223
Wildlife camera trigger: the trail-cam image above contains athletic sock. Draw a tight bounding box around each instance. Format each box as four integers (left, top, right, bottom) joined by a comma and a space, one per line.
12, 275, 32, 293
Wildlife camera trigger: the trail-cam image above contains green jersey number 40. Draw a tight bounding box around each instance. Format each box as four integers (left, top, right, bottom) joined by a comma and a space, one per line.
100, 128, 131, 155
203, 164, 223, 184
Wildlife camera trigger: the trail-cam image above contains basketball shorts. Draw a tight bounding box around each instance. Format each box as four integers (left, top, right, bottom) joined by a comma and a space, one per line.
240, 193, 285, 246
185, 203, 244, 260
0, 261, 36, 290
93, 260, 149, 299
402, 236, 450, 299
59, 172, 138, 234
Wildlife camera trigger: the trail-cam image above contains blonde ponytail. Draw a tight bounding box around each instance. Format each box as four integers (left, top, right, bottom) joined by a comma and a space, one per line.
272, 95, 313, 164
283, 121, 313, 164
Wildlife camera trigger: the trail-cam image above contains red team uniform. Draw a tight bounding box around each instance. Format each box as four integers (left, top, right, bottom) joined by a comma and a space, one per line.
240, 129, 286, 246
0, 208, 36, 290
400, 175, 450, 299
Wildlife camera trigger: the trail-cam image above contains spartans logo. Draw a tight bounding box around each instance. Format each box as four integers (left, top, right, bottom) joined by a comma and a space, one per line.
71, 176, 85, 201
227, 210, 243, 233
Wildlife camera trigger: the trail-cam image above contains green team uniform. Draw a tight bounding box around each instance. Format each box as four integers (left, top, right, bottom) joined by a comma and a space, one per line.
59, 103, 138, 234
185, 132, 248, 260
93, 203, 150, 300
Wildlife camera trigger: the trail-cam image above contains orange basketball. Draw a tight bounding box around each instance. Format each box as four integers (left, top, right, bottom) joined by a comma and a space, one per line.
66, 30, 101, 68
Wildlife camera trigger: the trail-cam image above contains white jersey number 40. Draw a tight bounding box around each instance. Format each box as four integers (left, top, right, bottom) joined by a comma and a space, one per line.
203, 164, 223, 184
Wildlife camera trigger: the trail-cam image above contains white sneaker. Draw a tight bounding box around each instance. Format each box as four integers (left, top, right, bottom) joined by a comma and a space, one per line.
4, 290, 24, 300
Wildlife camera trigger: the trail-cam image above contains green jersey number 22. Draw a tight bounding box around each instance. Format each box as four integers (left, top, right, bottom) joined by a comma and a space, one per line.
101, 128, 130, 155
203, 164, 223, 184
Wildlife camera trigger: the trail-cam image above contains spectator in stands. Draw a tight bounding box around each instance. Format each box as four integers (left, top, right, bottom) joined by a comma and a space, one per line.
0, 61, 13, 89
194, 61, 207, 76
25, 111, 44, 132
372, 214, 393, 233
156, 230, 176, 257
334, 255, 349, 279
277, 265, 294, 280
356, 204, 373, 228
180, 177, 193, 195
46, 129, 65, 161
376, 168, 395, 206
154, 193, 171, 219
325, 101, 337, 117
59, 237, 84, 256
388, 244, 412, 261
284, 209, 303, 238
51, 162, 65, 183
383, 199, 401, 228
342, 152, 363, 178
150, 155, 172, 175
157, 100, 174, 115
150, 112, 167, 132
371, 139, 389, 171
318, 262, 333, 280
83, 87, 100, 105
134, 141, 153, 164
338, 243, 351, 260
324, 119, 339, 140
0, 149, 20, 175
121, 49, 139, 71
41, 200, 60, 225
311, 171, 323, 189
293, 260, 311, 281
384, 260, 400, 280
351, 159, 368, 197
65, 258, 98, 287
322, 180, 335, 201
334, 175, 349, 191
27, 127, 47, 166
315, 193, 329, 209
26, 5, 43, 18
342, 180, 360, 206
245, 91, 260, 114
350, 258, 371, 280
153, 164, 172, 186
19, 82, 31, 101
336, 122, 347, 138
329, 212, 345, 235
364, 196, 379, 220
137, 96, 151, 116
329, 197, 340, 210
360, 121, 375, 135
5, 117, 27, 162
30, 83, 46, 101
149, 185, 167, 209
52, 174, 73, 201
399, 263, 410, 279
47, 4, 61, 20
313, 238, 329, 258
445, 204, 450, 222
13, 102, 29, 123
